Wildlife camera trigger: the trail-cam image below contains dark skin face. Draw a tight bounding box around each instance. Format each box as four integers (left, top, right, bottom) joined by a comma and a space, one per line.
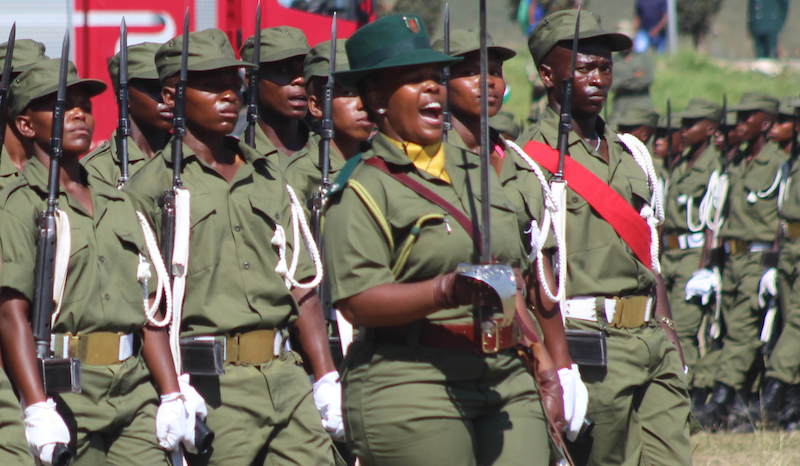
714, 125, 740, 150
128, 79, 172, 133
448, 50, 505, 119
365, 64, 445, 146
681, 118, 717, 148
767, 114, 797, 148
736, 110, 774, 143
308, 80, 374, 146
540, 42, 613, 120
653, 127, 684, 159
16, 89, 94, 159
163, 69, 243, 139
618, 124, 655, 144
253, 56, 308, 119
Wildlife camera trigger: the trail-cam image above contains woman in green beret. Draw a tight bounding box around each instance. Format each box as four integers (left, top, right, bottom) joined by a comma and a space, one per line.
323, 14, 556, 466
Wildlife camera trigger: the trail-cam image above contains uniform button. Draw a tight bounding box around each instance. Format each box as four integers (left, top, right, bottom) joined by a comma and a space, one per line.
99, 256, 105, 263
243, 262, 250, 270
571, 196, 578, 203
104, 294, 111, 300
234, 225, 241, 232
639, 276, 645, 283
626, 246, 632, 254
275, 213, 280, 219
252, 297, 258, 303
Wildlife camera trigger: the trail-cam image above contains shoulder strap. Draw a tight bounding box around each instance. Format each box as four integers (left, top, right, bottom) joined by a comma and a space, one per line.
522, 140, 653, 270
364, 157, 482, 251
328, 152, 364, 197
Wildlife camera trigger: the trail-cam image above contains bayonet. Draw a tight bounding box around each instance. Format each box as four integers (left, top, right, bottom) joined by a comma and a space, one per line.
479, 0, 491, 262
442, 3, 451, 142
117, 18, 131, 187
0, 23, 15, 154
245, 2, 261, 148
554, 6, 580, 181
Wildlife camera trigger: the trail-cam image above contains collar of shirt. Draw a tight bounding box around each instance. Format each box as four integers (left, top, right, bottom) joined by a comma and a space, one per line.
253, 120, 312, 170
308, 132, 347, 175
160, 134, 268, 167
384, 134, 450, 183
537, 106, 624, 158
108, 134, 149, 164
0, 147, 20, 178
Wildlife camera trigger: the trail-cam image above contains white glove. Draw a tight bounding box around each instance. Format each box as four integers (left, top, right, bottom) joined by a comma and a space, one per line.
758, 267, 778, 308
685, 268, 719, 305
557, 364, 589, 442
156, 392, 188, 452
178, 373, 208, 453
312, 371, 345, 441
24, 398, 71, 466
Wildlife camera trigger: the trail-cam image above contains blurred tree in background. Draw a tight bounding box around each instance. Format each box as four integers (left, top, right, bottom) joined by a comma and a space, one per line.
677, 0, 724, 48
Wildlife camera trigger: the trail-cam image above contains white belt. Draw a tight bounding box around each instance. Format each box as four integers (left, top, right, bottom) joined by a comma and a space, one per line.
49, 332, 135, 362
564, 296, 653, 325
677, 232, 704, 250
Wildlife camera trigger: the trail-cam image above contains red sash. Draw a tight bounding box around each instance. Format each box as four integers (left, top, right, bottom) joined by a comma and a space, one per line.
523, 140, 653, 270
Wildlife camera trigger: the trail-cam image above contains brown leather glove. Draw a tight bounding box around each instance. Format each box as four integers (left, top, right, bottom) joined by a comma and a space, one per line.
536, 366, 567, 434
432, 271, 500, 309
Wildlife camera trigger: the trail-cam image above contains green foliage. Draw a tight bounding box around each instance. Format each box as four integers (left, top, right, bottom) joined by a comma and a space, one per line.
677, 0, 724, 45
386, 0, 444, 31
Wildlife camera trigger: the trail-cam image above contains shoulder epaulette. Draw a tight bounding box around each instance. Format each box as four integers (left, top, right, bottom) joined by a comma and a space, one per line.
327, 152, 364, 197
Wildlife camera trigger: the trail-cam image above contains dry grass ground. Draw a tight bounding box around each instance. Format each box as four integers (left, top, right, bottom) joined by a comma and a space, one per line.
692, 431, 800, 465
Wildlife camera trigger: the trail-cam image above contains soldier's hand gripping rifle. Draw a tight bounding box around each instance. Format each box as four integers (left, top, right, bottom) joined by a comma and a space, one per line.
117, 19, 131, 187
158, 11, 214, 456
0, 23, 15, 155
442, 3, 451, 143
244, 2, 261, 148
31, 32, 79, 466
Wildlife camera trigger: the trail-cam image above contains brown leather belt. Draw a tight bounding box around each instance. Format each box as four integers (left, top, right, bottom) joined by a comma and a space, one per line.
374, 320, 519, 354
665, 235, 681, 250
786, 222, 800, 240
725, 239, 751, 256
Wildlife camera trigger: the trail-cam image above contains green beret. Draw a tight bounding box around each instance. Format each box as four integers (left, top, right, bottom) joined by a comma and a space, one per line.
0, 39, 48, 77
156, 28, 253, 84
9, 59, 106, 117
729, 92, 779, 116
528, 9, 632, 68
490, 111, 521, 140
778, 96, 798, 116
241, 26, 310, 64
680, 98, 723, 122
333, 14, 461, 89
108, 42, 161, 94
617, 102, 659, 128
303, 40, 350, 85
432, 29, 516, 61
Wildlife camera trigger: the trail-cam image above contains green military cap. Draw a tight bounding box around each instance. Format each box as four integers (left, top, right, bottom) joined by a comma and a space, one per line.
303, 40, 350, 84
8, 59, 106, 117
156, 28, 254, 84
617, 102, 659, 128
729, 91, 779, 115
528, 9, 632, 67
431, 29, 516, 61
777, 96, 798, 116
334, 14, 461, 88
0, 39, 48, 77
680, 98, 723, 122
241, 26, 310, 64
108, 42, 161, 93
490, 111, 521, 140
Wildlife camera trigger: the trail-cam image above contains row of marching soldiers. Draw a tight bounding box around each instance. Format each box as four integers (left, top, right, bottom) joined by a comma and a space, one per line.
616, 89, 800, 432
0, 8, 702, 466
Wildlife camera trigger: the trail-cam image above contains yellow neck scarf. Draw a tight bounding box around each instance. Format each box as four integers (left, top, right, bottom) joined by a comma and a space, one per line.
386, 137, 450, 184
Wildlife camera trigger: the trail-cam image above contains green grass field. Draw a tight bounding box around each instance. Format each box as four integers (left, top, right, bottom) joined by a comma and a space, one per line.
693, 431, 800, 465
500, 48, 800, 126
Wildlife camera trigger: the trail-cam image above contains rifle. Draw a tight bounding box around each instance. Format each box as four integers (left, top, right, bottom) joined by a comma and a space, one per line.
313, 13, 337, 318
721, 94, 729, 159
442, 3, 451, 143
479, 0, 491, 263
31, 32, 78, 466
244, 1, 261, 148
158, 11, 215, 455
116, 18, 131, 187
0, 23, 14, 155
666, 99, 673, 163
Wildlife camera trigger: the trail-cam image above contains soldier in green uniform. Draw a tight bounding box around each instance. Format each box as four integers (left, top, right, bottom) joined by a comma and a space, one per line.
125, 29, 339, 465
240, 27, 311, 173
490, 111, 521, 141
0, 38, 48, 191
660, 99, 722, 407
0, 58, 190, 465
609, 47, 654, 123
695, 92, 785, 430
653, 112, 684, 202
615, 100, 658, 145
517, 10, 691, 465
324, 14, 557, 465
82, 42, 171, 185
714, 111, 741, 164
754, 97, 800, 428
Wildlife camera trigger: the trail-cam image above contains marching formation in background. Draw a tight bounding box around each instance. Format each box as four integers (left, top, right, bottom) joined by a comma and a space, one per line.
0, 2, 796, 466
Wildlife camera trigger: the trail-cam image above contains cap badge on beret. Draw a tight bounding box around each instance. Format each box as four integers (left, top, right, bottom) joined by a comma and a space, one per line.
404, 16, 420, 34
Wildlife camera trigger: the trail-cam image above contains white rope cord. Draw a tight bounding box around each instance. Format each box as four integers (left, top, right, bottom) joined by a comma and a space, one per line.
505, 140, 566, 303
618, 133, 664, 274
685, 197, 705, 233
135, 212, 172, 328
706, 170, 729, 243
755, 167, 783, 199
170, 187, 192, 373
51, 209, 71, 327
779, 176, 791, 212
271, 184, 324, 290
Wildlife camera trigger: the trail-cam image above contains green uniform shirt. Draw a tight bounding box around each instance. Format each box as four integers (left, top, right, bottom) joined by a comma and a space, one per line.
779, 157, 800, 221
283, 132, 346, 206
125, 136, 314, 337
323, 133, 527, 324
81, 135, 149, 186
253, 122, 311, 173
721, 141, 786, 243
516, 107, 656, 298
0, 157, 153, 335
663, 144, 722, 235
0, 147, 21, 192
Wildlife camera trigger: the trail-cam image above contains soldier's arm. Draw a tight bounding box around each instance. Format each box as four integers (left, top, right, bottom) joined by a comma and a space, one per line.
141, 319, 180, 394
0, 292, 46, 405
526, 254, 572, 369
291, 289, 336, 380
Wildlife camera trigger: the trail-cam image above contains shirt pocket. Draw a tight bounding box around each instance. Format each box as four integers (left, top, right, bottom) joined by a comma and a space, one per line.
187, 193, 219, 275
628, 178, 652, 211
112, 228, 147, 303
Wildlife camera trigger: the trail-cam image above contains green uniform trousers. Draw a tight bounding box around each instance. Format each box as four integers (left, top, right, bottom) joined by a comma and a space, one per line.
567, 319, 691, 466
767, 237, 800, 384
341, 339, 548, 466
662, 247, 706, 389
716, 250, 765, 389
187, 351, 334, 466
0, 370, 34, 465
56, 354, 169, 466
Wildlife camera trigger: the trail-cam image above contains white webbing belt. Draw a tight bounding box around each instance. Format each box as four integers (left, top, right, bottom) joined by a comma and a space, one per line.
723, 241, 772, 253
564, 296, 654, 325
676, 232, 705, 250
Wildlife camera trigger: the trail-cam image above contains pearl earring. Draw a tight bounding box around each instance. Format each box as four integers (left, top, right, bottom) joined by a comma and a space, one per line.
377, 108, 386, 115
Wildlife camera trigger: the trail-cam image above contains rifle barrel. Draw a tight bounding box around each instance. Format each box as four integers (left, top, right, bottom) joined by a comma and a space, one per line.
442, 3, 451, 141
245, 2, 261, 148
172, 10, 189, 188
555, 6, 581, 180
479, 0, 491, 263
0, 23, 16, 153
117, 19, 130, 185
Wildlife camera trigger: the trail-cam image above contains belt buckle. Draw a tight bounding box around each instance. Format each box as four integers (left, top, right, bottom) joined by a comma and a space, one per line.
480, 321, 500, 354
